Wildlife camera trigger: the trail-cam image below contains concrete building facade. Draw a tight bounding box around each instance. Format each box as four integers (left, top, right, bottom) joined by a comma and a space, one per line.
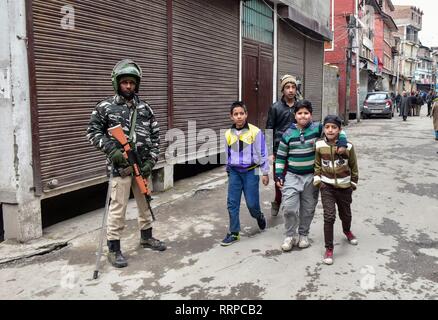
433, 49, 438, 94
415, 45, 434, 93
0, 0, 42, 242
390, 5, 423, 93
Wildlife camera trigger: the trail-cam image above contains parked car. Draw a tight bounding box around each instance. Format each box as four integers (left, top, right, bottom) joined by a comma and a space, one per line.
361, 91, 394, 119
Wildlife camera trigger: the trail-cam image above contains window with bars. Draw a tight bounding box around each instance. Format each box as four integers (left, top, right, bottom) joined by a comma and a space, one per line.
242, 0, 274, 45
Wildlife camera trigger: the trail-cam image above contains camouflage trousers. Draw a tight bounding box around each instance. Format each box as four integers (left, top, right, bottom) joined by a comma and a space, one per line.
107, 175, 154, 240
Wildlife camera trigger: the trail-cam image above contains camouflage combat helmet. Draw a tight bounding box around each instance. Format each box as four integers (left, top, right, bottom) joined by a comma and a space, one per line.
111, 59, 142, 93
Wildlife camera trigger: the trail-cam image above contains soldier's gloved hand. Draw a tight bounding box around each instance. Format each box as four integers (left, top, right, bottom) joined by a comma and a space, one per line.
109, 149, 128, 167
141, 161, 154, 177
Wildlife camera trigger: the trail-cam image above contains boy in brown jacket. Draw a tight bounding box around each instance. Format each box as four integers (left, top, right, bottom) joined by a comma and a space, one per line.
313, 115, 359, 265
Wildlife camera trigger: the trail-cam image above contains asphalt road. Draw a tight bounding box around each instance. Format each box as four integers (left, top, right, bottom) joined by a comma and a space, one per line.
0, 109, 437, 300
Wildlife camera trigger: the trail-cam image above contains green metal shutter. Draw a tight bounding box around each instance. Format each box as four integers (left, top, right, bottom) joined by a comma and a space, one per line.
242, 0, 274, 45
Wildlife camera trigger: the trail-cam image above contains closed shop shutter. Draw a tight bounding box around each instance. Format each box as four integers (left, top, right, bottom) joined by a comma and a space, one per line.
304, 39, 324, 121
277, 20, 304, 100
30, 0, 168, 194
172, 0, 239, 159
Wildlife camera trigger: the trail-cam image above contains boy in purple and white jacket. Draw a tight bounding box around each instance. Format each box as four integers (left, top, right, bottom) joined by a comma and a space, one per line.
221, 101, 270, 246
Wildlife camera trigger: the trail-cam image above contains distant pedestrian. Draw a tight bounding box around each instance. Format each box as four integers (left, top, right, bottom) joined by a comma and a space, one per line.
415, 91, 423, 116
407, 92, 417, 117
431, 97, 438, 141
314, 115, 359, 265
426, 90, 435, 117
395, 93, 402, 115
221, 101, 269, 246
400, 91, 409, 121
275, 100, 347, 252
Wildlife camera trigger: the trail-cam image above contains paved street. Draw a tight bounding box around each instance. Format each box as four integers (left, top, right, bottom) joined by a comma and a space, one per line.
0, 109, 437, 300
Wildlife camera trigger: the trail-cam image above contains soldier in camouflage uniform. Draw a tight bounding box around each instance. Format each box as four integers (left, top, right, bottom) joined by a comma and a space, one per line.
87, 59, 166, 268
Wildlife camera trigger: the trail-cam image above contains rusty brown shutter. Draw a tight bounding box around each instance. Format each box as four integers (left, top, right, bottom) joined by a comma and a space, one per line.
304, 39, 324, 121
30, 0, 168, 194
277, 20, 305, 100
172, 0, 239, 158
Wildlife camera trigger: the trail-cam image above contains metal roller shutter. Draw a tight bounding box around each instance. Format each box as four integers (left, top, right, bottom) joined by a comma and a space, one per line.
277, 20, 304, 100
172, 0, 239, 159
304, 39, 324, 121
29, 0, 168, 194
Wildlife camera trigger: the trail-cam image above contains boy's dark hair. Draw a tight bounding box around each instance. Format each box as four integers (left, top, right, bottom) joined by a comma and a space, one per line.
230, 101, 248, 114
323, 115, 342, 128
294, 99, 313, 114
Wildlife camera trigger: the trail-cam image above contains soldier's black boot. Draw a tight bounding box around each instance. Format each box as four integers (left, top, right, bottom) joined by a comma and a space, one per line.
140, 228, 167, 251
107, 240, 128, 268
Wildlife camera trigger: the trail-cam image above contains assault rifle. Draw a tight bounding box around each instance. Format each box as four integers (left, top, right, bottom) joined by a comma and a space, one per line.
108, 124, 156, 221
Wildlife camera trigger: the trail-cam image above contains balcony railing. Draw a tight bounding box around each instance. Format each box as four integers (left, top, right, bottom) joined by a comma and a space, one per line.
406, 34, 418, 44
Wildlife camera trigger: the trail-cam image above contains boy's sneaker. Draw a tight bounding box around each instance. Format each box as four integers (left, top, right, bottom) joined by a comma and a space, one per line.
298, 235, 310, 248
281, 236, 297, 252
257, 214, 267, 230
344, 231, 358, 245
271, 201, 280, 217
323, 248, 334, 265
221, 233, 240, 246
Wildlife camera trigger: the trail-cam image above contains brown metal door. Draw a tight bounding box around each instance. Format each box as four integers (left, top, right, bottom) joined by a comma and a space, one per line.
259, 45, 273, 128
242, 38, 273, 128
243, 49, 259, 126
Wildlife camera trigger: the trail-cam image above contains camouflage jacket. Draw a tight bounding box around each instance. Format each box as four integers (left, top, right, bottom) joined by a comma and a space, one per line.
86, 94, 160, 176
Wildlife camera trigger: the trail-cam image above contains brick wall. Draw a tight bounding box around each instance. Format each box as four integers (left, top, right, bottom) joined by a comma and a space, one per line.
374, 14, 394, 74
324, 0, 358, 116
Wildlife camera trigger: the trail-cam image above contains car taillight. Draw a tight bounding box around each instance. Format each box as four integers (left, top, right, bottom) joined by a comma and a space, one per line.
364, 101, 368, 108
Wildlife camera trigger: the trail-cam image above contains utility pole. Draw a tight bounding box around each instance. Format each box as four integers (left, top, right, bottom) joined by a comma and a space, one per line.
355, 12, 361, 123
396, 40, 403, 94
344, 14, 355, 126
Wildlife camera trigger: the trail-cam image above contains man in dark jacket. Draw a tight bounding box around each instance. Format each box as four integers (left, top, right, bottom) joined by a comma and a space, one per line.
407, 92, 417, 117
415, 91, 423, 116
395, 93, 402, 115
426, 90, 435, 117
266, 75, 300, 216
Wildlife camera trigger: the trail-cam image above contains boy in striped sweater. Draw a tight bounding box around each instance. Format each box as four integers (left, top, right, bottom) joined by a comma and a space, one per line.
275, 100, 347, 252
314, 115, 359, 265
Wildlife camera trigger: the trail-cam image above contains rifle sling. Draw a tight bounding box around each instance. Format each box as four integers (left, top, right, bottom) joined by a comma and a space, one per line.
129, 108, 137, 142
